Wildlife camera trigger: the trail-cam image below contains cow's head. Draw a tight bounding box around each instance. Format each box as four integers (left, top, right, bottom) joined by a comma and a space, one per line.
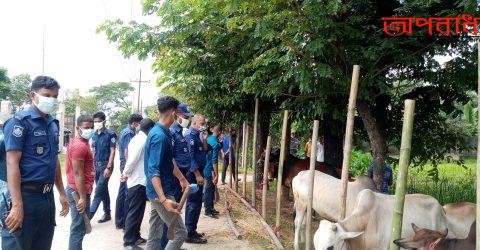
257, 148, 280, 181
314, 220, 363, 250
393, 223, 448, 250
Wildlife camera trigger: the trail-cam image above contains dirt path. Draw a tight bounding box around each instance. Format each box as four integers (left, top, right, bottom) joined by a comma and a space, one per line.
50, 153, 253, 249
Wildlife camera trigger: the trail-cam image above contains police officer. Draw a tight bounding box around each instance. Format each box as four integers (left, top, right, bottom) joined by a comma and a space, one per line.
90, 111, 116, 223
184, 114, 208, 244
116, 113, 143, 230
4, 76, 69, 250
158, 103, 192, 249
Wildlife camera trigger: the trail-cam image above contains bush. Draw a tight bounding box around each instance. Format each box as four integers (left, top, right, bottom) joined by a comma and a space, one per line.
349, 150, 371, 176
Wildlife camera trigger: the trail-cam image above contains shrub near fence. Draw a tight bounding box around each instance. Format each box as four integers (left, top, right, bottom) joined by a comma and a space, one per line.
350, 150, 476, 205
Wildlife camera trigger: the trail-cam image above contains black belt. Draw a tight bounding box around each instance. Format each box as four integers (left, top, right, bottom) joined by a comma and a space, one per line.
21, 183, 54, 194
95, 161, 109, 167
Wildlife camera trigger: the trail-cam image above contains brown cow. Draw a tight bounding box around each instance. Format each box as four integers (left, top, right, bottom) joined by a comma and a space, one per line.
394, 221, 475, 250
258, 149, 339, 199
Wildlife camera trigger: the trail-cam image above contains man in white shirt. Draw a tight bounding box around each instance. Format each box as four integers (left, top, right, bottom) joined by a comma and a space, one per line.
316, 137, 325, 163
122, 118, 155, 250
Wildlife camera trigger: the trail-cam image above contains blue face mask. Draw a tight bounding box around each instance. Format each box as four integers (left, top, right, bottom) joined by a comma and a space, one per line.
199, 125, 207, 132
34, 92, 59, 114
80, 128, 95, 140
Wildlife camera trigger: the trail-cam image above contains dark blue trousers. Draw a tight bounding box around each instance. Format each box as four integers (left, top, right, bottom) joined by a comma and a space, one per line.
204, 176, 215, 214
90, 166, 110, 218
115, 160, 128, 228
14, 191, 56, 250
185, 170, 203, 236
123, 184, 146, 247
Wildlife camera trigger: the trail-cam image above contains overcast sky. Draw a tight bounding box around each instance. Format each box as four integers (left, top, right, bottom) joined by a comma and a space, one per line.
0, 0, 159, 108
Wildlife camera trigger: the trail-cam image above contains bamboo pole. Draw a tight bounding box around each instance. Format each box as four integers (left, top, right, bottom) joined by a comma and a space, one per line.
262, 136, 272, 219
234, 125, 240, 193
228, 130, 234, 188
252, 98, 259, 207
389, 99, 416, 250
476, 41, 480, 250
240, 122, 247, 195
339, 65, 360, 220
306, 120, 319, 250
242, 123, 250, 197
275, 110, 289, 237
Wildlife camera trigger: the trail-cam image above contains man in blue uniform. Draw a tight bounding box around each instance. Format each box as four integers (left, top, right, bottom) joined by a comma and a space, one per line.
90, 111, 116, 223
4, 76, 69, 250
204, 125, 221, 218
159, 103, 192, 249
184, 114, 208, 244
145, 96, 188, 250
368, 161, 393, 194
116, 114, 143, 230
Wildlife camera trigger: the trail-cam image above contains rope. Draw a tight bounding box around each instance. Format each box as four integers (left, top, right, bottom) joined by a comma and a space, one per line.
273, 226, 281, 233
259, 179, 268, 189
428, 237, 442, 250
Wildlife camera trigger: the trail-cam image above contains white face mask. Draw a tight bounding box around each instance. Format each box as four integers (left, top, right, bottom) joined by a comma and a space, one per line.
94, 122, 104, 131
179, 117, 190, 128
34, 92, 59, 114
80, 128, 95, 140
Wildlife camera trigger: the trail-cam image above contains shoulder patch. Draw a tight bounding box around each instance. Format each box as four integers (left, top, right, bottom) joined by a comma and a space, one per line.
190, 139, 195, 145
111, 137, 116, 144
12, 125, 24, 137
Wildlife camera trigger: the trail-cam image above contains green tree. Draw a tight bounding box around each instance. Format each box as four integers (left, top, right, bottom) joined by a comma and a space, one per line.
0, 68, 11, 101
9, 74, 31, 111
98, 0, 479, 187
89, 82, 134, 112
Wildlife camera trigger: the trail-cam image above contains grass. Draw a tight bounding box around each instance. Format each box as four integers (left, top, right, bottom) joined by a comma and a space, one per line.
389, 159, 476, 204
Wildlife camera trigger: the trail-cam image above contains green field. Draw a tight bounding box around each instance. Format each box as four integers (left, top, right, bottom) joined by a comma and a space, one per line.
401, 159, 476, 205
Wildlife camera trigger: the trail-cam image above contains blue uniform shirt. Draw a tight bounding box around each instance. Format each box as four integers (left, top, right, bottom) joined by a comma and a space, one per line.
184, 127, 206, 173
4, 106, 59, 184
204, 135, 220, 177
119, 126, 135, 161
145, 123, 175, 200
0, 130, 6, 182
368, 163, 393, 193
92, 128, 116, 163
169, 123, 191, 169
222, 135, 235, 158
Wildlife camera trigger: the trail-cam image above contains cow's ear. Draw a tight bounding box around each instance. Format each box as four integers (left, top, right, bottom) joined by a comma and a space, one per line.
411, 223, 420, 233
339, 231, 363, 240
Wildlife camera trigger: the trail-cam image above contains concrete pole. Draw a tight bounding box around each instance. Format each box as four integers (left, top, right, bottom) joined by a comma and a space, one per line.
242, 123, 249, 197
251, 99, 259, 207
262, 136, 272, 219
57, 103, 65, 153
306, 120, 319, 250
74, 105, 81, 137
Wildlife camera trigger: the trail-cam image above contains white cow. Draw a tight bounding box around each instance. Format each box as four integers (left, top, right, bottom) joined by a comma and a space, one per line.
292, 170, 376, 249
443, 202, 476, 238
314, 189, 448, 250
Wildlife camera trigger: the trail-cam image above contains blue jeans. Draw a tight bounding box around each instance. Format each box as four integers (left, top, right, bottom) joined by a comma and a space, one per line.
115, 160, 128, 228
185, 170, 203, 236
15, 191, 56, 250
0, 180, 17, 250
66, 187, 91, 250
204, 176, 215, 214
90, 166, 110, 218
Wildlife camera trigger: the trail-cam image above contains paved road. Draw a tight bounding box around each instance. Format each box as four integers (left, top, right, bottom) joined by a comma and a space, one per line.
49, 150, 250, 249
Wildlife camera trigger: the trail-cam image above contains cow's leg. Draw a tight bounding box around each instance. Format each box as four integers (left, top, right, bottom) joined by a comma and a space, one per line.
294, 202, 307, 250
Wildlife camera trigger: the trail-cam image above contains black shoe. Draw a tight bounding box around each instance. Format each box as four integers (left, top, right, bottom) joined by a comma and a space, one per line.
221, 182, 227, 185
211, 209, 220, 215
191, 231, 205, 238
186, 235, 207, 244
98, 213, 111, 223
205, 212, 219, 219
135, 237, 147, 245
116, 226, 124, 230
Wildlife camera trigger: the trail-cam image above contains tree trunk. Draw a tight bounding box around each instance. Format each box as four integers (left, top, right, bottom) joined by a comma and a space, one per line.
322, 115, 343, 169
255, 102, 272, 183
357, 100, 387, 191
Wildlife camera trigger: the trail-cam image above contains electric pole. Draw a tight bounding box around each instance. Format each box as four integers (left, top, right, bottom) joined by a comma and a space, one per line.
130, 70, 149, 114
